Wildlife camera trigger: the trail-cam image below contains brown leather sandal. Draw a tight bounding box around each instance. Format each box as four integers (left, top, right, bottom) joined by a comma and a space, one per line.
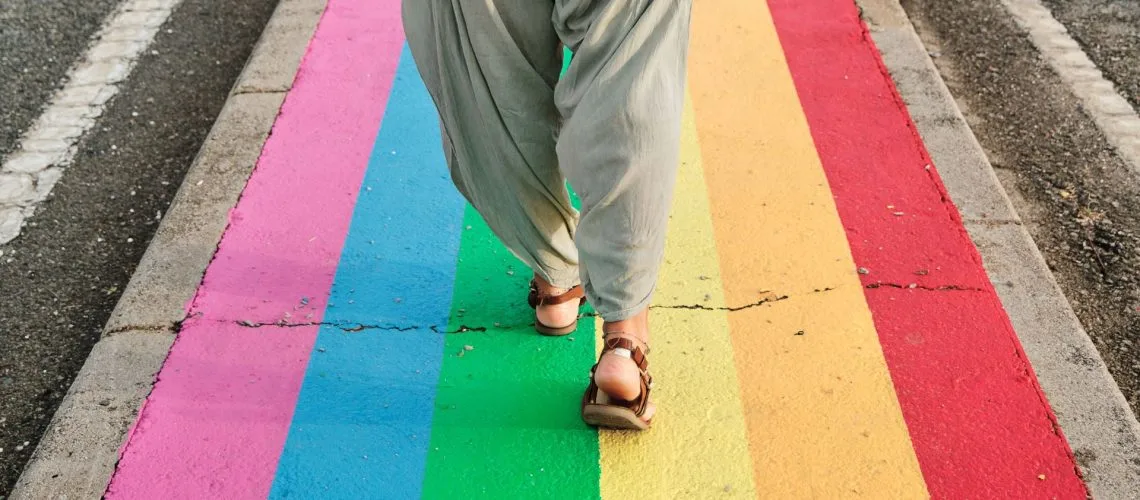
581, 334, 653, 430
528, 279, 586, 336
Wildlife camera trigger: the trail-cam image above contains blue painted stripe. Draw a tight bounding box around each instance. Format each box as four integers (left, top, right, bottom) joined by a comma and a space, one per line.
269, 45, 466, 499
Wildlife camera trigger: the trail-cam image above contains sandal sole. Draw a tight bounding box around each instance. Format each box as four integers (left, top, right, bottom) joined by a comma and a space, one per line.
535, 320, 577, 336
582, 404, 650, 431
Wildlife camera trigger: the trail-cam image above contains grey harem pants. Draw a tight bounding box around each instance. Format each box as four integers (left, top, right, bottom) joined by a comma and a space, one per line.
402, 0, 692, 321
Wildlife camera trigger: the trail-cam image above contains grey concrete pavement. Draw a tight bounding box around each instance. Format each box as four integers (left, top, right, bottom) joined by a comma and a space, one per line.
0, 0, 279, 494
8, 331, 174, 500
103, 0, 324, 336
101, 92, 287, 336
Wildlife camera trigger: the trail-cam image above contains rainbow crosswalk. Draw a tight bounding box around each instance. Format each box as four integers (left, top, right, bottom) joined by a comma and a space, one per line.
104, 0, 1089, 498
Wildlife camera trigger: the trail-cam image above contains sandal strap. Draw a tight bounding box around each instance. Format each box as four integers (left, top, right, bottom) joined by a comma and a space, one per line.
583, 333, 653, 418
600, 335, 650, 373
528, 280, 586, 308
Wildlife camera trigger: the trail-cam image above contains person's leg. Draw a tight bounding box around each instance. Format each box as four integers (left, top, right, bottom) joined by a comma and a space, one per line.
402, 0, 582, 328
553, 0, 692, 413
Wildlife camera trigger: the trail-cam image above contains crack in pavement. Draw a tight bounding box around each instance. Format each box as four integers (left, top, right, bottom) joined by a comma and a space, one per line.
226, 287, 844, 333
650, 294, 791, 312
232, 319, 487, 334
864, 282, 985, 292
102, 323, 179, 336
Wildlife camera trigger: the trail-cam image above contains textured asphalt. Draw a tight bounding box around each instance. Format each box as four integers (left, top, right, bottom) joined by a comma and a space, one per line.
1042, 0, 1140, 112
0, 0, 123, 159
0, 0, 279, 494
901, 0, 1140, 420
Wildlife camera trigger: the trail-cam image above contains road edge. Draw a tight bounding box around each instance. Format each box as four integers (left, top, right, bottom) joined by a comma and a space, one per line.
857, 0, 1140, 496
8, 0, 326, 497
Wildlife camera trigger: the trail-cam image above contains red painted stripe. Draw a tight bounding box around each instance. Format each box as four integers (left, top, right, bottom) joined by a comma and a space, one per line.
766, 0, 1088, 497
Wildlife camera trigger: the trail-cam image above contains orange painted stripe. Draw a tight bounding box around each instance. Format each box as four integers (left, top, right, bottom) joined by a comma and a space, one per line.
689, 0, 928, 496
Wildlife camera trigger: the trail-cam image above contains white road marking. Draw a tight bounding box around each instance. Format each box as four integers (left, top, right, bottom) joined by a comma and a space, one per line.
1001, 0, 1140, 176
0, 0, 183, 245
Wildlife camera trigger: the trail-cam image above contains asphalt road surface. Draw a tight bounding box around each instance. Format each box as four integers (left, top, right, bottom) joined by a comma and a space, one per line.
0, 0, 279, 494
0, 0, 123, 159
1042, 0, 1140, 111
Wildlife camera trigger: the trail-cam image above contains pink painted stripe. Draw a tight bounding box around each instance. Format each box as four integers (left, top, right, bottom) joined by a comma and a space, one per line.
105, 1, 405, 497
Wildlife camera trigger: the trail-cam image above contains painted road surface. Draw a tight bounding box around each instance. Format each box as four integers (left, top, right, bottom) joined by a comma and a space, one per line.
105, 0, 1089, 498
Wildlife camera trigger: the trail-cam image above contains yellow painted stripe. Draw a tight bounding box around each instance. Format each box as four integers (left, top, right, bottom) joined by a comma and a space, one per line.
689, 1, 930, 497
598, 97, 758, 498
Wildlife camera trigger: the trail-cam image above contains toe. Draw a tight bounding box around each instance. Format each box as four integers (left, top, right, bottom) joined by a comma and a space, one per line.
640, 401, 656, 423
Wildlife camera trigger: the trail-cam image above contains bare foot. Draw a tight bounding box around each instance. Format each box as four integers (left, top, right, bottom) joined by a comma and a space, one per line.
532, 274, 581, 330
594, 308, 656, 420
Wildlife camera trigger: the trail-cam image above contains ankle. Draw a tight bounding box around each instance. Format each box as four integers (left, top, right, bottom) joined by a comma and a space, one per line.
533, 273, 572, 296
602, 309, 650, 346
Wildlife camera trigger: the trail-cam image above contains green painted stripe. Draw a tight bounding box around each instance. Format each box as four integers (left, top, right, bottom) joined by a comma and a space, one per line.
421, 204, 600, 499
